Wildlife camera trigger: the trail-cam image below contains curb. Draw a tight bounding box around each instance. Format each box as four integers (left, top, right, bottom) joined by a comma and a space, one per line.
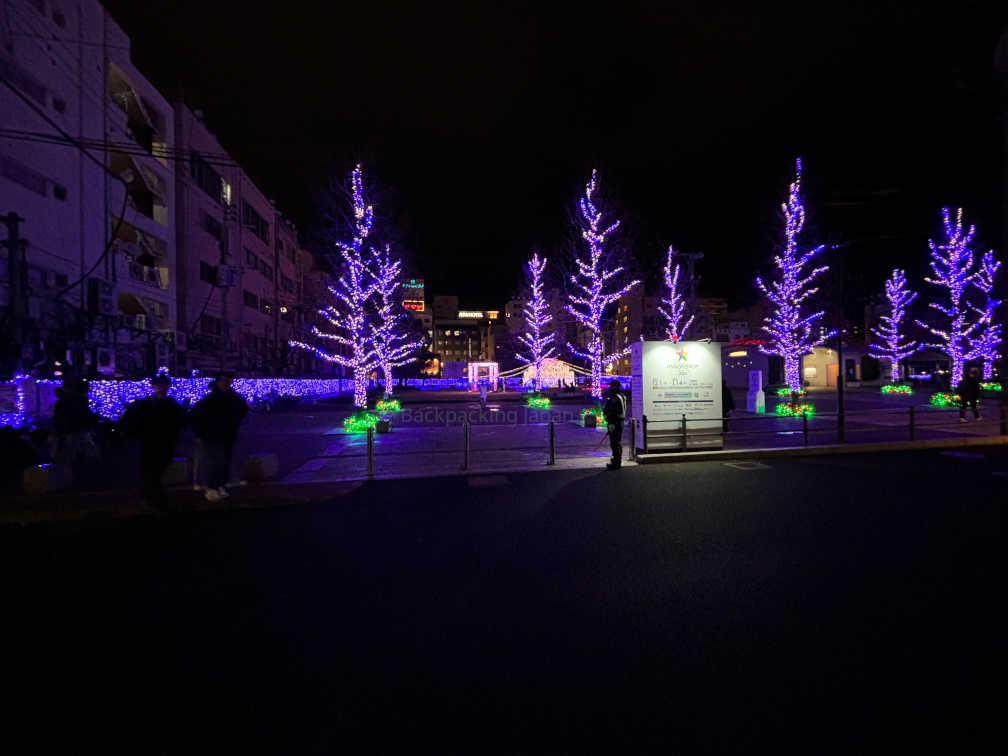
635, 434, 1008, 463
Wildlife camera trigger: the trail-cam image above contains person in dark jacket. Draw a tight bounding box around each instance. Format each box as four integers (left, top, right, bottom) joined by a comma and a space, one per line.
721, 380, 735, 433
957, 367, 982, 422
190, 371, 248, 501
50, 377, 99, 486
602, 379, 626, 470
119, 374, 187, 506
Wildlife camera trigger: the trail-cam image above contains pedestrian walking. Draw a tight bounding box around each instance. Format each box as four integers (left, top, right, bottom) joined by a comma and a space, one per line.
957, 367, 982, 422
189, 371, 248, 502
479, 380, 489, 409
602, 379, 626, 470
119, 374, 187, 508
721, 379, 735, 434
50, 377, 99, 487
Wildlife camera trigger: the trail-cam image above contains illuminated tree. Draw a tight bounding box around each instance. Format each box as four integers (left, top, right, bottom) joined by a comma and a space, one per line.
971, 250, 1002, 380
370, 244, 422, 396
289, 165, 379, 408
515, 253, 556, 390
756, 158, 835, 393
658, 246, 694, 342
915, 208, 988, 384
565, 170, 640, 399
869, 269, 919, 383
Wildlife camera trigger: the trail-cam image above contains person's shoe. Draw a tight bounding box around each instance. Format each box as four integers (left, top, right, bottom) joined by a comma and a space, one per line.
204, 488, 221, 502
976, 415, 983, 421
192, 483, 203, 491
217, 487, 230, 498
606, 462, 621, 470
960, 417, 969, 423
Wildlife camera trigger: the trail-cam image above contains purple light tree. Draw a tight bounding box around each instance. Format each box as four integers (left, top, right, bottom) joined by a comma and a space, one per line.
915, 207, 987, 385
565, 170, 640, 399
756, 158, 835, 394
658, 246, 694, 342
371, 245, 422, 397
516, 253, 556, 390
289, 165, 379, 408
869, 269, 918, 383
971, 250, 1002, 380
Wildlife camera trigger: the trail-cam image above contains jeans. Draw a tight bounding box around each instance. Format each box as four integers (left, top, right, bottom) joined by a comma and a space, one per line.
960, 397, 979, 419
608, 420, 624, 467
140, 450, 172, 501
200, 441, 233, 489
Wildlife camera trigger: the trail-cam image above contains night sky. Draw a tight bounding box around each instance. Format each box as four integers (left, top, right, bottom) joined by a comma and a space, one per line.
105, 1, 1006, 313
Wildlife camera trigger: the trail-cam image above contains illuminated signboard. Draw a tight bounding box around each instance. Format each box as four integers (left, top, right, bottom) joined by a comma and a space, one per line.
403, 300, 424, 312
457, 310, 483, 319
403, 279, 424, 289
486, 310, 499, 320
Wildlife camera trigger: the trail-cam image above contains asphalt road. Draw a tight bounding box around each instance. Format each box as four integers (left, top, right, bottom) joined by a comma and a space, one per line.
5, 448, 1006, 753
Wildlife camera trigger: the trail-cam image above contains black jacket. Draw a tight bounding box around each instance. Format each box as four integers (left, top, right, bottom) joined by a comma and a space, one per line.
52, 394, 97, 434
120, 395, 187, 453
602, 389, 626, 424
190, 386, 249, 443
957, 375, 981, 402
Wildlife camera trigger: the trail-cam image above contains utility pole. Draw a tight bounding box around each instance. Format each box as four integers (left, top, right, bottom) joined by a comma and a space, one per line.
834, 243, 846, 442
2, 212, 29, 375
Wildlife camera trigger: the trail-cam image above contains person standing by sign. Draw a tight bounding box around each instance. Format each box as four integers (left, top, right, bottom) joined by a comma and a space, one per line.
602, 379, 626, 470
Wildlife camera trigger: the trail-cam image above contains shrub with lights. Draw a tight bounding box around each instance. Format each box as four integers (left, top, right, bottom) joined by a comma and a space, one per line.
775, 402, 815, 417
880, 384, 913, 395
980, 381, 1002, 392
525, 393, 551, 410
375, 396, 401, 412
343, 409, 379, 432
929, 392, 963, 409
776, 386, 807, 399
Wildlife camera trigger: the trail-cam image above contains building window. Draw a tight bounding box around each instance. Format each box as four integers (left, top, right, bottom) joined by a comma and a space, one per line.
51, 7, 66, 26
243, 290, 258, 309
190, 152, 223, 203
245, 249, 257, 267
280, 274, 294, 293
52, 96, 66, 114
201, 211, 223, 239
220, 179, 232, 206
242, 201, 269, 243
52, 184, 67, 200
201, 314, 223, 336
199, 261, 218, 284
260, 262, 273, 281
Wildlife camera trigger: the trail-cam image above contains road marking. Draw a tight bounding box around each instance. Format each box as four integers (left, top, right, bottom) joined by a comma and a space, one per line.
722, 461, 772, 470
468, 475, 510, 488
939, 451, 985, 459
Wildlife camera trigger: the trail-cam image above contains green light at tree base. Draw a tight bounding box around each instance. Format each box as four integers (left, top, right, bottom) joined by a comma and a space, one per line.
775, 403, 815, 417
880, 384, 913, 395
344, 409, 379, 432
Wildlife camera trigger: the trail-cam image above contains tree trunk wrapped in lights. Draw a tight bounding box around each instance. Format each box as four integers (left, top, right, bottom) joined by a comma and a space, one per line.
658, 246, 694, 343
565, 170, 640, 399
915, 208, 990, 385
515, 253, 556, 390
869, 269, 919, 383
289, 165, 379, 408
971, 250, 1002, 380
371, 244, 422, 396
756, 158, 835, 394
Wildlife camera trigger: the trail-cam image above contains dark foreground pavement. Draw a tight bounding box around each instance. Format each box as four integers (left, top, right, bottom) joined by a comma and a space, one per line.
5, 448, 1006, 753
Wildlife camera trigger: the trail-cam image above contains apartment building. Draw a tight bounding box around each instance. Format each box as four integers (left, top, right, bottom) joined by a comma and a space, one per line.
1, 0, 176, 376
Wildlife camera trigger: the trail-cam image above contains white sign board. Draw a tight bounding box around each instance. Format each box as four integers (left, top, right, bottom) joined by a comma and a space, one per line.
631, 341, 723, 435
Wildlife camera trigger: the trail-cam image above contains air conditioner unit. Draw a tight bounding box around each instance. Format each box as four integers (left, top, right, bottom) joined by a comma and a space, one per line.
156, 266, 170, 289
87, 278, 116, 316
96, 346, 115, 375
134, 314, 147, 330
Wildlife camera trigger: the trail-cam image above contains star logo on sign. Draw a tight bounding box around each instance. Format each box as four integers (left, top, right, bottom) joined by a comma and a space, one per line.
677, 348, 688, 361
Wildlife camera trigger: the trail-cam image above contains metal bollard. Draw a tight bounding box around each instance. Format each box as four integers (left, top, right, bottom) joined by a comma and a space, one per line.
462, 422, 470, 471
802, 411, 809, 447
909, 405, 915, 441
366, 425, 374, 477
681, 414, 687, 451
547, 421, 555, 466
837, 409, 845, 443
628, 418, 636, 461
642, 415, 648, 454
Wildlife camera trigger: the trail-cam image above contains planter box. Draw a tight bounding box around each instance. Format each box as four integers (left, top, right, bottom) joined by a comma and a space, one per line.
583, 413, 597, 428
376, 419, 391, 434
